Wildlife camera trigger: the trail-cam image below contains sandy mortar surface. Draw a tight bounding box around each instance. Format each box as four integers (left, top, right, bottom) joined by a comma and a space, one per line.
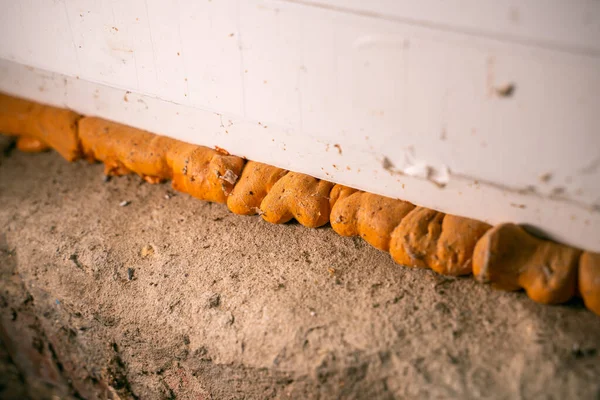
0, 143, 599, 399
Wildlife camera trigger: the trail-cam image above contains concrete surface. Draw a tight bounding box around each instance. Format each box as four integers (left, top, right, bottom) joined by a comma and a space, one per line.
0, 147, 599, 399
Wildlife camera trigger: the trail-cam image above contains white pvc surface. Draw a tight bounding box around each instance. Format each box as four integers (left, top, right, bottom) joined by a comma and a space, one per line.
0, 0, 599, 251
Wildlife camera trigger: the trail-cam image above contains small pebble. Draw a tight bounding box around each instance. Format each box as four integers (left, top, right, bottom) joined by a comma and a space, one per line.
119, 200, 130, 207
208, 293, 221, 308
127, 268, 135, 281
141, 245, 155, 257
572, 343, 597, 359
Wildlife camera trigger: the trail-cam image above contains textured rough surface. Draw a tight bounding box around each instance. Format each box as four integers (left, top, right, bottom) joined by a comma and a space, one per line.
390, 207, 444, 268
388, 208, 490, 277
580, 252, 600, 316
78, 117, 245, 203
430, 216, 492, 276
260, 172, 334, 228
0, 93, 81, 161
330, 189, 415, 252
16, 136, 51, 153
473, 223, 581, 305
227, 161, 288, 216
1, 151, 599, 399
